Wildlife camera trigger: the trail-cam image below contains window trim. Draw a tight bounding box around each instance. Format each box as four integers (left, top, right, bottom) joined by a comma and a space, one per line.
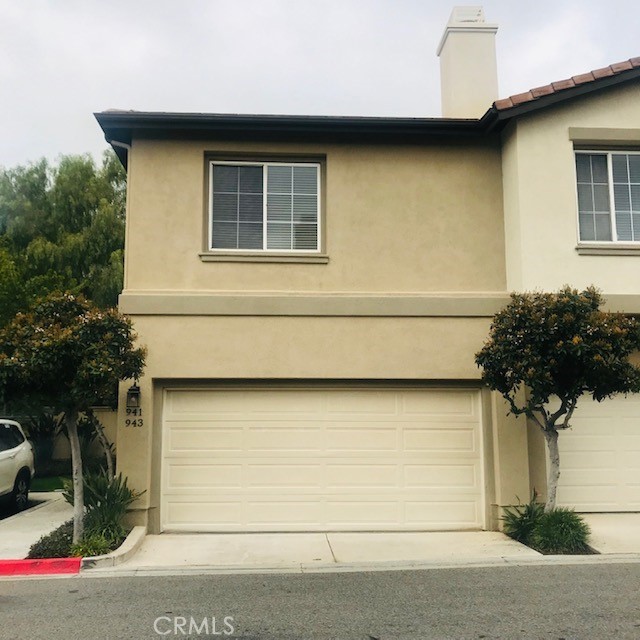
575, 149, 640, 246
207, 159, 322, 254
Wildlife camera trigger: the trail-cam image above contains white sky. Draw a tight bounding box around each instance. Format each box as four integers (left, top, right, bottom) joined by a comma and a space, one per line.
1, 0, 638, 168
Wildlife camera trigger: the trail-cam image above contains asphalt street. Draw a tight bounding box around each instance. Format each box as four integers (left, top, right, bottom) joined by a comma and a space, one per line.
1, 563, 639, 639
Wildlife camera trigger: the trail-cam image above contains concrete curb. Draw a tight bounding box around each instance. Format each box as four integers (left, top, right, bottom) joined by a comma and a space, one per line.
80, 551, 640, 579
80, 526, 147, 570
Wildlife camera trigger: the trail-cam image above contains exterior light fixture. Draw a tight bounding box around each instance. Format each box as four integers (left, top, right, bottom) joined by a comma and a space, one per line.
126, 383, 141, 408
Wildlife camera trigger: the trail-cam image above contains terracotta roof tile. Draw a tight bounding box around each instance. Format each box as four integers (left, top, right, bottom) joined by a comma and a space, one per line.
494, 97, 514, 110
591, 66, 615, 79
611, 61, 633, 73
551, 78, 576, 91
510, 91, 534, 106
572, 72, 596, 85
494, 57, 640, 111
530, 84, 555, 98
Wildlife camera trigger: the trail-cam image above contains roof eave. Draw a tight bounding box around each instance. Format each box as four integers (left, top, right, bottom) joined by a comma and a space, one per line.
493, 67, 640, 122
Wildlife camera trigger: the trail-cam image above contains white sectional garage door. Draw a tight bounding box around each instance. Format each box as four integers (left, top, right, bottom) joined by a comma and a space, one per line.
557, 395, 640, 512
161, 387, 484, 532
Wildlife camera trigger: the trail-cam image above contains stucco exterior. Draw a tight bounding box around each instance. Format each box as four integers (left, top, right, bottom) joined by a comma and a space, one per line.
502, 82, 640, 294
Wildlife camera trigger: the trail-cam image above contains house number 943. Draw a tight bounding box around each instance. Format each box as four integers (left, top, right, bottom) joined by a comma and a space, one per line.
125, 407, 144, 427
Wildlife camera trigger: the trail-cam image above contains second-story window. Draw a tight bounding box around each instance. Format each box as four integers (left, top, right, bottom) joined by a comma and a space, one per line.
576, 151, 640, 243
210, 161, 320, 252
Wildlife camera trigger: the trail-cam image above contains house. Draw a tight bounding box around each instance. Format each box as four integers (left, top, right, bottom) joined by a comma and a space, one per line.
95, 7, 640, 534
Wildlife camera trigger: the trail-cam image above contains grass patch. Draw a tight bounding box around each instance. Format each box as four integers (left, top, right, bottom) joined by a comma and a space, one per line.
31, 476, 69, 492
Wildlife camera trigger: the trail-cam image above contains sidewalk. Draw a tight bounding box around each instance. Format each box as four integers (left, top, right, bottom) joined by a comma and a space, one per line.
0, 492, 72, 559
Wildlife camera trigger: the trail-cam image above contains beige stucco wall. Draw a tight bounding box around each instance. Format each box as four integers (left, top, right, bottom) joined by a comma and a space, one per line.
115, 314, 532, 531
124, 138, 505, 295
502, 82, 640, 294
116, 132, 534, 531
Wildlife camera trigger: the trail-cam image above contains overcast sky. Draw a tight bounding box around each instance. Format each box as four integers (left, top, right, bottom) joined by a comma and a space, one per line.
1, 0, 638, 168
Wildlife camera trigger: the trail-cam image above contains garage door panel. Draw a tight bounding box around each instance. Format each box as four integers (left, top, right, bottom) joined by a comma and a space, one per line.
402, 391, 477, 416
326, 391, 398, 414
403, 427, 477, 452
405, 501, 479, 527
324, 464, 398, 488
246, 465, 323, 488
168, 426, 244, 452
162, 388, 484, 531
404, 464, 478, 488
561, 451, 617, 469
167, 464, 243, 489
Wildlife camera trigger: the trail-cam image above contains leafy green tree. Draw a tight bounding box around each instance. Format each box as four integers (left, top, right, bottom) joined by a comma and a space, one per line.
0, 292, 145, 542
0, 151, 125, 320
476, 286, 640, 511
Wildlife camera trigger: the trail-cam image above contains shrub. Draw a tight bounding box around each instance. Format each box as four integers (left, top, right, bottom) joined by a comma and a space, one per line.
502, 492, 544, 543
63, 470, 143, 543
27, 519, 74, 558
529, 508, 591, 554
70, 534, 113, 558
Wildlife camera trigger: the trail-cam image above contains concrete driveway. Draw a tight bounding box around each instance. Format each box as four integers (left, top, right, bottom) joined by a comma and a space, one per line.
0, 492, 72, 559
583, 513, 640, 554
110, 530, 539, 573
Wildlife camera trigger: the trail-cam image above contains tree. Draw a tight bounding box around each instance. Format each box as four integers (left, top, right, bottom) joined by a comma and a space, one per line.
0, 151, 125, 319
475, 286, 640, 511
0, 292, 145, 542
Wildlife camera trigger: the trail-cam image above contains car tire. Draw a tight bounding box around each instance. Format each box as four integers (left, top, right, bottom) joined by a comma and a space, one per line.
11, 471, 30, 512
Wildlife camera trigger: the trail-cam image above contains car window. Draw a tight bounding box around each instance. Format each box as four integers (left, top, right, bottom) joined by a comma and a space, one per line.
0, 423, 24, 451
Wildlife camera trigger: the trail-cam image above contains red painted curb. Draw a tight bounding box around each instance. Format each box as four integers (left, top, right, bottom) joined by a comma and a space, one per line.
0, 557, 82, 576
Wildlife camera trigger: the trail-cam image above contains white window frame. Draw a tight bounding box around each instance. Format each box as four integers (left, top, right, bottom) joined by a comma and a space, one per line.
575, 149, 640, 245
208, 160, 322, 253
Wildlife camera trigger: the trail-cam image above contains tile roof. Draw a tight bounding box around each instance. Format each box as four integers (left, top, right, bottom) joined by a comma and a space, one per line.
494, 57, 640, 111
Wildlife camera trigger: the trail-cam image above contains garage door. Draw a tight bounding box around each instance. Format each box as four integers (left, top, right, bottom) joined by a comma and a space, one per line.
161, 387, 484, 531
557, 395, 640, 511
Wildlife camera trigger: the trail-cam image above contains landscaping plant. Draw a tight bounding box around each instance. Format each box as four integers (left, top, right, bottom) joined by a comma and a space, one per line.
476, 286, 640, 511
27, 520, 74, 559
529, 508, 591, 554
63, 470, 144, 545
501, 491, 545, 543
0, 291, 145, 542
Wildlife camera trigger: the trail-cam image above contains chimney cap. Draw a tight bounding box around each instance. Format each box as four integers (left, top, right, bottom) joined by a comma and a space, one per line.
436, 6, 498, 56
449, 6, 485, 24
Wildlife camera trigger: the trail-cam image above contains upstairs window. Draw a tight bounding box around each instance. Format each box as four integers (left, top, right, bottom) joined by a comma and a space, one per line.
576, 151, 640, 243
209, 161, 320, 252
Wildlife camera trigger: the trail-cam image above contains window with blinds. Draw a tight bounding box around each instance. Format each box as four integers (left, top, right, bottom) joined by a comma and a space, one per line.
210, 161, 320, 251
576, 151, 640, 243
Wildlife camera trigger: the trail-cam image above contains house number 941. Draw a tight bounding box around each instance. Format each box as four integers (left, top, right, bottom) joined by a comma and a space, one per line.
125, 407, 144, 427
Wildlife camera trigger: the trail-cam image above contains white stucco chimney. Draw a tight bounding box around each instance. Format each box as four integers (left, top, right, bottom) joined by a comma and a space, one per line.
437, 6, 498, 118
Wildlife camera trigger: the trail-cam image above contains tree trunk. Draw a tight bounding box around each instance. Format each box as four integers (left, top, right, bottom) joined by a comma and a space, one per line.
90, 411, 114, 481
543, 428, 560, 512
65, 409, 84, 543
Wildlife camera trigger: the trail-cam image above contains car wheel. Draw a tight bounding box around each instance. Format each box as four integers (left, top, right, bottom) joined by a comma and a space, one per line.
12, 472, 30, 512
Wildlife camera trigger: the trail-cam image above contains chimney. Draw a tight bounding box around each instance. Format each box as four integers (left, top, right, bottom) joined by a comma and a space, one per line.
436, 6, 498, 118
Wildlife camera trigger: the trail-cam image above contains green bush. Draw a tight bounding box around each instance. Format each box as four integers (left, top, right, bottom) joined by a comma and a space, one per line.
70, 534, 113, 558
529, 508, 591, 554
63, 470, 143, 543
502, 492, 544, 543
27, 520, 74, 558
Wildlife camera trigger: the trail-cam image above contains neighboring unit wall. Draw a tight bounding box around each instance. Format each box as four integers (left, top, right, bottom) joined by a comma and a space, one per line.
501, 82, 640, 297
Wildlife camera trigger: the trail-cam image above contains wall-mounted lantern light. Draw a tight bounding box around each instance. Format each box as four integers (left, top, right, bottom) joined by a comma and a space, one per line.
126, 383, 141, 409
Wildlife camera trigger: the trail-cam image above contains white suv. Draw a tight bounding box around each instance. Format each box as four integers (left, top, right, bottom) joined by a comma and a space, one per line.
0, 420, 35, 511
